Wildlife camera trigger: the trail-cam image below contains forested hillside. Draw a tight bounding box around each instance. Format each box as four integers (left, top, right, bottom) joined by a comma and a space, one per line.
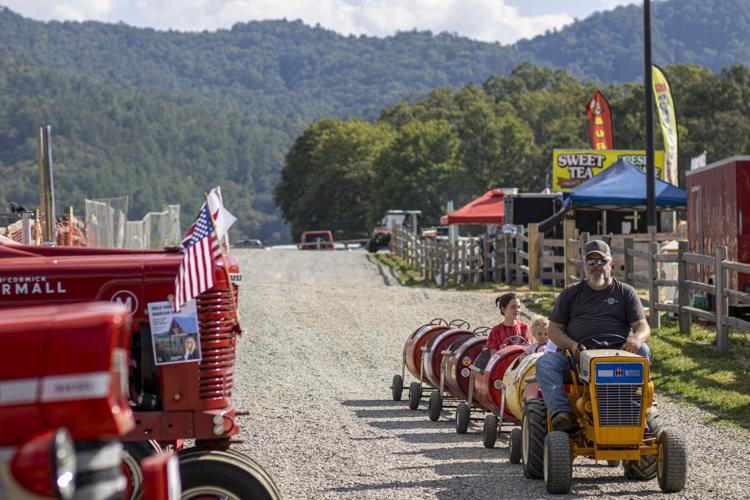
0, 52, 293, 241
1, 0, 749, 242
276, 63, 750, 239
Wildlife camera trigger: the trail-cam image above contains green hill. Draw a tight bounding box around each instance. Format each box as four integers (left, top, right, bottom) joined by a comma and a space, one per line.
0, 0, 748, 242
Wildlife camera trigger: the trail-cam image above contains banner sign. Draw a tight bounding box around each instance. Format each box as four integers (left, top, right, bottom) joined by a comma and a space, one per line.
552, 149, 665, 191
652, 65, 679, 185
585, 91, 614, 150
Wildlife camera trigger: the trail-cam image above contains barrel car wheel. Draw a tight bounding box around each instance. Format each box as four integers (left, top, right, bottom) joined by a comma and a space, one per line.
428, 391, 442, 422
391, 375, 404, 401
482, 414, 498, 448
408, 382, 422, 410
509, 427, 522, 463
455, 402, 470, 434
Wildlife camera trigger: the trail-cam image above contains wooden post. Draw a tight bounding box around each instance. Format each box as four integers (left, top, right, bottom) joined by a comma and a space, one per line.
677, 240, 691, 335
529, 223, 540, 291
66, 206, 74, 246
563, 219, 575, 287
624, 237, 634, 286
648, 241, 661, 329
482, 234, 492, 283
504, 233, 510, 284
515, 226, 524, 286
715, 246, 729, 352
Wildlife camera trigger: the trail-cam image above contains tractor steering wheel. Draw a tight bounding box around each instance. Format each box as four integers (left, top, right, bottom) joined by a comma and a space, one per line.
576, 334, 628, 352
449, 319, 471, 330
472, 326, 491, 337
500, 335, 529, 347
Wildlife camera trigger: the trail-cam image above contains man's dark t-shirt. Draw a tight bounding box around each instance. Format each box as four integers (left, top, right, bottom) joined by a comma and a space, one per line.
548, 278, 645, 344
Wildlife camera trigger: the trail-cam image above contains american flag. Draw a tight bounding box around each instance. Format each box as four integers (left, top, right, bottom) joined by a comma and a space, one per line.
174, 203, 221, 311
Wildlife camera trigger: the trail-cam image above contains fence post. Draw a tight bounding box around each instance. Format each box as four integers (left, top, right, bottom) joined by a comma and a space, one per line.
515, 226, 524, 286
715, 246, 729, 352
648, 241, 661, 329
623, 238, 634, 286
529, 223, 540, 291
503, 233, 510, 284
677, 240, 691, 335
482, 234, 492, 283
563, 219, 575, 287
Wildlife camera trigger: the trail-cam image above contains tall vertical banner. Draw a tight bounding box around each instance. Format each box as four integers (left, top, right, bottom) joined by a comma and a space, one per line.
585, 91, 614, 150
652, 65, 679, 185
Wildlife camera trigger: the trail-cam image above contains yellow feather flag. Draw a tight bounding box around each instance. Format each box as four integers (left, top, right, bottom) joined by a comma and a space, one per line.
652, 65, 679, 185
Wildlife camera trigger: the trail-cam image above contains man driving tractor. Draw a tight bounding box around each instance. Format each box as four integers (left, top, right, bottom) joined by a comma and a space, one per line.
536, 239, 652, 432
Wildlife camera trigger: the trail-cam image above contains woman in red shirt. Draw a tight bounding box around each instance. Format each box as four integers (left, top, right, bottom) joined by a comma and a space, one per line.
485, 292, 533, 353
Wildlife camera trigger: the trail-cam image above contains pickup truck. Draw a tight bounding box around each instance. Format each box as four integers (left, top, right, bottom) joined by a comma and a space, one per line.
299, 230, 335, 250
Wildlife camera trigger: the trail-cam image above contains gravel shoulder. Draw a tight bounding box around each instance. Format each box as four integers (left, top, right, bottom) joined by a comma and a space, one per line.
230, 249, 750, 499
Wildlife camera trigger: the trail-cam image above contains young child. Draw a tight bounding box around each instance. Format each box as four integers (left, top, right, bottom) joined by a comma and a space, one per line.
485, 292, 533, 353
525, 316, 549, 355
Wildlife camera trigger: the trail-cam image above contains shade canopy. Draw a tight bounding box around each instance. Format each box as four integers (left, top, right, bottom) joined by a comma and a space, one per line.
564, 160, 686, 209
440, 189, 505, 225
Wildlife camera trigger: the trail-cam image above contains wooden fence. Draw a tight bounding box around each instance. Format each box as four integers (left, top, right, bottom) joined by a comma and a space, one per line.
392, 223, 750, 352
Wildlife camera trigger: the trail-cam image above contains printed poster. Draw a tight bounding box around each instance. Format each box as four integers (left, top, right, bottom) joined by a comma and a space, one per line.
148, 300, 202, 365
552, 148, 665, 191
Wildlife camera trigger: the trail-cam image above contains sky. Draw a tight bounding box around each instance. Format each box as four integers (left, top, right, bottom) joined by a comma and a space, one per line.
0, 1, 641, 45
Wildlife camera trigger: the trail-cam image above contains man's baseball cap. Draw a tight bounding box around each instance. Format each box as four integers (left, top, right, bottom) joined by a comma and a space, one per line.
583, 239, 611, 259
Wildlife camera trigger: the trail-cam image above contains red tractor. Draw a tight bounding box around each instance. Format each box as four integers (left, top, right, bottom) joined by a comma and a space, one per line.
0, 242, 280, 499
0, 302, 180, 499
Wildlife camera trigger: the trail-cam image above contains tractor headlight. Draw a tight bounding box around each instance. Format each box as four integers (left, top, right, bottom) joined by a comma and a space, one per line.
53, 429, 77, 499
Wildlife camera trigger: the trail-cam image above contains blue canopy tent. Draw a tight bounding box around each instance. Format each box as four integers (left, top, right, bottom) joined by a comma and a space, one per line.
564, 159, 686, 209
539, 160, 686, 234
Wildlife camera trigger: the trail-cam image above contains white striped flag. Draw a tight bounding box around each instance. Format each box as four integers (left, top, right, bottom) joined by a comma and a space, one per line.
174, 203, 221, 311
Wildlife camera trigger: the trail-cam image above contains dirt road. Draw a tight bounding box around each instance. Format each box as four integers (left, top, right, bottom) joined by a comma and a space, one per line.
229, 249, 749, 499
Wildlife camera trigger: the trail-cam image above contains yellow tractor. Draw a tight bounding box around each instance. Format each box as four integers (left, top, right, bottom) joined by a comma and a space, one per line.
521, 334, 687, 494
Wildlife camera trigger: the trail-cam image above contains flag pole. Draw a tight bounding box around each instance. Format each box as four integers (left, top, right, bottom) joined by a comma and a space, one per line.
204, 192, 241, 326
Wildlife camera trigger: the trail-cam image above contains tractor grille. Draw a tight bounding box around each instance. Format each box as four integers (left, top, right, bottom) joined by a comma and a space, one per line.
196, 288, 238, 401
595, 384, 642, 426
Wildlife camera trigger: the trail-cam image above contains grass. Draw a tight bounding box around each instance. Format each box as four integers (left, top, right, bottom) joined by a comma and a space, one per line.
375, 252, 750, 430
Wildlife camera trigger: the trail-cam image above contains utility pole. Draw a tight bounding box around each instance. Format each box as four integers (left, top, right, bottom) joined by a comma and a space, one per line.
644, 0, 656, 236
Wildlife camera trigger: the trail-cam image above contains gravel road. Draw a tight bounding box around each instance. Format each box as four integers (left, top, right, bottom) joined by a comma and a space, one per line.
230, 249, 750, 499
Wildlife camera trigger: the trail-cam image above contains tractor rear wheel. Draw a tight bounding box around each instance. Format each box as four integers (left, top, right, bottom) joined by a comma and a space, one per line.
408, 382, 422, 410
455, 402, 470, 434
522, 398, 547, 479
657, 430, 687, 493
544, 431, 573, 494
482, 414, 498, 448
179, 449, 281, 500
428, 391, 442, 421
391, 375, 403, 401
623, 409, 660, 480
509, 428, 522, 463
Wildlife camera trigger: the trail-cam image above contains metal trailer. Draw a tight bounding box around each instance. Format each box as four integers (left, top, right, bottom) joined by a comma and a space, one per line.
686, 155, 750, 312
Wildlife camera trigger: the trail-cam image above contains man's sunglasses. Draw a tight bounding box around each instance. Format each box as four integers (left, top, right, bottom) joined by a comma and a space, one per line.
586, 257, 610, 266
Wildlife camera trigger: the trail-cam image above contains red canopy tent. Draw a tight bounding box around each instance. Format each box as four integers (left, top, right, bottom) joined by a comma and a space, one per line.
440, 189, 505, 225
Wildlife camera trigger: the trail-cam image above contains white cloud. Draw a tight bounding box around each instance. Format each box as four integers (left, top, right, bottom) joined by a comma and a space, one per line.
0, 0, 623, 44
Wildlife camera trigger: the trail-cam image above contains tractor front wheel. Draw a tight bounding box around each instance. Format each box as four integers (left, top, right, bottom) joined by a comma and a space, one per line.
428, 391, 442, 421
482, 414, 498, 448
179, 449, 281, 500
391, 375, 403, 401
623, 409, 660, 480
455, 402, 470, 434
544, 431, 573, 494
522, 398, 547, 479
509, 427, 522, 463
657, 430, 687, 493
408, 382, 422, 410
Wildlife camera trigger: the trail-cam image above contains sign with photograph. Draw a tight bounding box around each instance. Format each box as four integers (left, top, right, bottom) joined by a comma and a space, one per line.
552, 149, 665, 191
148, 300, 202, 365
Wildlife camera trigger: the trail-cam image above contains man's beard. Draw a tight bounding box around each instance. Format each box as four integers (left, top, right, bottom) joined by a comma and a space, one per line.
589, 271, 606, 287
